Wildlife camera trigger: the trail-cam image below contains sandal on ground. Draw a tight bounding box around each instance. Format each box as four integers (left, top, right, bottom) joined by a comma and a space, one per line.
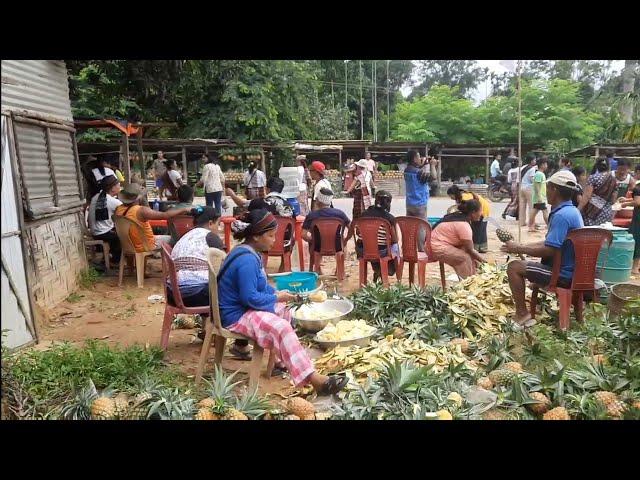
317, 374, 348, 396
229, 344, 252, 361
271, 366, 288, 377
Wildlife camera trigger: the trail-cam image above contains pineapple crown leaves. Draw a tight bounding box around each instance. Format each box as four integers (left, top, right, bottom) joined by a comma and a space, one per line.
379, 359, 433, 395
203, 365, 243, 410
233, 387, 273, 419
147, 387, 196, 420
60, 378, 99, 420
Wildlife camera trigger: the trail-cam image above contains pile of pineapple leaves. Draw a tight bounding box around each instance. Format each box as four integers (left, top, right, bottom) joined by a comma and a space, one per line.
333, 282, 640, 420
0, 339, 281, 420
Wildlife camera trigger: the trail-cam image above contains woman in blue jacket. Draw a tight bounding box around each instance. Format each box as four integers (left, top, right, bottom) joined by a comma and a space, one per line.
217, 209, 348, 395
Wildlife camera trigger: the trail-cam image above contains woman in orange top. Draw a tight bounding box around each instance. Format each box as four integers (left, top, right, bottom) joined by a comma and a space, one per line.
114, 183, 190, 252
430, 199, 485, 279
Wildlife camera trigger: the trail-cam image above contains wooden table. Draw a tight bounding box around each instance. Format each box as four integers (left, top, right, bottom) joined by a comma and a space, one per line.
220, 215, 307, 270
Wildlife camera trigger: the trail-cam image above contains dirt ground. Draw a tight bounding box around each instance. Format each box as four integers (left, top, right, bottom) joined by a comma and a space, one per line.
37, 222, 638, 397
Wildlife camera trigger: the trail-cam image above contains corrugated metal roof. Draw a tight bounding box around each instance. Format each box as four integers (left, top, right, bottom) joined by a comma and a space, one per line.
1, 60, 73, 122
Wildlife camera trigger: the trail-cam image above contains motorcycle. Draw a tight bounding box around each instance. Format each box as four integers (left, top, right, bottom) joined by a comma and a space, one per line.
487, 176, 511, 202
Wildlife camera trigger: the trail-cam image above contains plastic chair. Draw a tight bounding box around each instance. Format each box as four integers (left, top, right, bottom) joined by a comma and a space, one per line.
261, 217, 295, 273
159, 243, 210, 350
352, 217, 397, 287
168, 215, 196, 241
530, 228, 613, 330
114, 215, 159, 288
395, 216, 446, 289
82, 220, 111, 270
195, 248, 276, 388
308, 217, 348, 280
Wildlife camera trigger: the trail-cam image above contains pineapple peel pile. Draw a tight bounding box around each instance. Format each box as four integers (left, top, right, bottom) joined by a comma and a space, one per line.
316, 320, 376, 342
314, 335, 472, 380
446, 263, 557, 338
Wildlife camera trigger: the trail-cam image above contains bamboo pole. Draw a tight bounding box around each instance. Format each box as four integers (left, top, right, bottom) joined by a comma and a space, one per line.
517, 60, 523, 243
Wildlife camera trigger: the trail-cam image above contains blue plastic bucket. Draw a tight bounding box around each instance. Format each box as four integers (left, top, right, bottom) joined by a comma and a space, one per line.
273, 271, 318, 292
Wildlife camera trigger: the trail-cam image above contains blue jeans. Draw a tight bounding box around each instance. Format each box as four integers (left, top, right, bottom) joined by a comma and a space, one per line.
205, 191, 223, 215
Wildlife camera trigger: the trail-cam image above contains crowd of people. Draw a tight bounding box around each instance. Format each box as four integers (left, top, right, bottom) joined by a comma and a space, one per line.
79, 145, 639, 393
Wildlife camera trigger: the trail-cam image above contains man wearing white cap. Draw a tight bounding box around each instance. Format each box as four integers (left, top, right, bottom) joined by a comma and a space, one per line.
343, 159, 374, 219
501, 170, 584, 328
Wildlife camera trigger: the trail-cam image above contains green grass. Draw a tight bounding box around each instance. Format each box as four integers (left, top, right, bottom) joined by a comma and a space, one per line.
78, 267, 101, 289
66, 293, 84, 303
2, 339, 188, 419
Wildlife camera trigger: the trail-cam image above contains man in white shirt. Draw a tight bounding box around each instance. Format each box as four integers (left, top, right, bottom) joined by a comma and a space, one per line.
518, 158, 538, 227
153, 151, 167, 200
198, 154, 225, 214
88, 175, 123, 263
365, 152, 376, 195
490, 154, 502, 179
309, 161, 333, 210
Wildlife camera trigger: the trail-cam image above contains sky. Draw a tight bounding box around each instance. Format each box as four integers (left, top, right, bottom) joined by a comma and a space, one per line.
400, 60, 626, 103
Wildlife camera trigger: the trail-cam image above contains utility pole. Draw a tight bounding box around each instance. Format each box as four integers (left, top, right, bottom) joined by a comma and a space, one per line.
387, 60, 390, 141
359, 60, 364, 140
344, 60, 349, 138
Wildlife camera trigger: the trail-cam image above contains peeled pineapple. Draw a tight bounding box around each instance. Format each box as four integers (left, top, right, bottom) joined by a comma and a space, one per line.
308, 290, 328, 303
542, 407, 571, 420
447, 392, 464, 407
528, 392, 551, 415
436, 410, 453, 420
91, 396, 117, 420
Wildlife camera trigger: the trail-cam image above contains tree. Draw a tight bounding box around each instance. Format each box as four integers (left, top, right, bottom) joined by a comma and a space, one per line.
410, 61, 488, 99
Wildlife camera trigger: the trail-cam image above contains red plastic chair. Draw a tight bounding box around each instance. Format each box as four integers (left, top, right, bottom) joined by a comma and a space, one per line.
530, 228, 613, 331
261, 217, 295, 272
352, 217, 397, 287
168, 215, 196, 241
308, 217, 348, 280
160, 243, 210, 350
396, 216, 446, 289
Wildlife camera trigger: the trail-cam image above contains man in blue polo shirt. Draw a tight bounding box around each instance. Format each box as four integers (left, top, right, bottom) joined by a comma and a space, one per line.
404, 149, 432, 252
501, 170, 583, 328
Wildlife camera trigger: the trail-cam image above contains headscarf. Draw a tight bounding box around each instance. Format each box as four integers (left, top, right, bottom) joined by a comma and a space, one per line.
231, 209, 277, 238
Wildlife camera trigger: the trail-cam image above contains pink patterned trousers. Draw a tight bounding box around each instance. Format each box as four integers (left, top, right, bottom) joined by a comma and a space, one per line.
228, 303, 315, 386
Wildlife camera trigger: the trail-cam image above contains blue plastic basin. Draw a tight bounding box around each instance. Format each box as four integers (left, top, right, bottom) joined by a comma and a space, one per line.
273, 271, 318, 292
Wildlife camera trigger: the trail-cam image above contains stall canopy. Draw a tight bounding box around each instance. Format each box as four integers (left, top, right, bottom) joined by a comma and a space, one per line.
565, 143, 640, 161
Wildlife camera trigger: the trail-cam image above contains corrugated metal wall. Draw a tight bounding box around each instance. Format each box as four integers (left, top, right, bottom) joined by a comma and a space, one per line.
1, 60, 73, 122
1, 115, 36, 349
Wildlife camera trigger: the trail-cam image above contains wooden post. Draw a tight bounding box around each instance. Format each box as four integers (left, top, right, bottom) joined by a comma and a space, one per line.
437, 153, 442, 191
594, 146, 600, 164
137, 128, 145, 178
338, 149, 343, 178
485, 148, 490, 184
260, 148, 266, 174
182, 147, 188, 185
122, 133, 131, 182
44, 128, 59, 207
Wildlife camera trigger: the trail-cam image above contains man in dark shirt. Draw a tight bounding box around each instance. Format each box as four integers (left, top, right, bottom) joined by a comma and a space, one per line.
302, 188, 351, 256
353, 190, 400, 281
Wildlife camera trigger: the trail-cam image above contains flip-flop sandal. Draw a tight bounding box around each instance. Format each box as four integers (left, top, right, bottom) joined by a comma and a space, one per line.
318, 374, 348, 396
271, 366, 288, 377
229, 344, 252, 361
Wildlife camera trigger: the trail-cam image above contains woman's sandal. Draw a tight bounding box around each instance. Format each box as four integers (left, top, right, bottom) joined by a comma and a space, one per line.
271, 366, 288, 377
318, 374, 349, 396
229, 344, 252, 361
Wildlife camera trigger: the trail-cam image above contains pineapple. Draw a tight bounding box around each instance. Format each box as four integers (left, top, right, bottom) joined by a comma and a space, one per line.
283, 414, 300, 420
482, 408, 508, 420
204, 366, 243, 415
113, 393, 130, 419
449, 338, 470, 354
194, 408, 220, 420
300, 414, 316, 420
436, 410, 453, 420
224, 408, 248, 420
542, 407, 571, 420
606, 401, 627, 419
476, 376, 494, 390
496, 228, 514, 243
594, 391, 626, 418
593, 391, 618, 407
592, 354, 608, 366
124, 400, 151, 421
392, 327, 406, 339
503, 362, 523, 373
91, 396, 117, 420
197, 398, 216, 409
285, 397, 316, 418
61, 379, 99, 420
528, 392, 551, 415
489, 369, 518, 387
173, 314, 197, 329
446, 392, 464, 407
633, 401, 640, 410
233, 387, 272, 420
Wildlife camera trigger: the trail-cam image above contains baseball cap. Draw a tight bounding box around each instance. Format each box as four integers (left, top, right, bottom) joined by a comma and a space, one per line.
547, 170, 579, 191
316, 187, 334, 206
310, 161, 326, 173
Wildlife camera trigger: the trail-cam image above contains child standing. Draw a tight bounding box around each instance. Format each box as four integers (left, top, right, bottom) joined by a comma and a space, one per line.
529, 158, 549, 232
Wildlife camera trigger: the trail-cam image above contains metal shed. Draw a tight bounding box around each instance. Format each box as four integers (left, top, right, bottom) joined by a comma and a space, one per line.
1, 60, 87, 348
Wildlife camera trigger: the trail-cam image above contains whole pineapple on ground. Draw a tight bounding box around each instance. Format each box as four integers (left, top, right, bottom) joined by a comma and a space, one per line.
194, 408, 221, 420
527, 392, 551, 415
223, 408, 248, 420
542, 406, 571, 420
594, 391, 627, 419
285, 397, 315, 419
489, 369, 518, 387
482, 408, 509, 420
449, 338, 470, 354
91, 396, 117, 420
61, 379, 99, 420
476, 376, 494, 390
503, 362, 523, 373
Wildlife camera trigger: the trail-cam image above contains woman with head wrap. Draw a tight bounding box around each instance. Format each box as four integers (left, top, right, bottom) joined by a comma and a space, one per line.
216, 209, 348, 395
